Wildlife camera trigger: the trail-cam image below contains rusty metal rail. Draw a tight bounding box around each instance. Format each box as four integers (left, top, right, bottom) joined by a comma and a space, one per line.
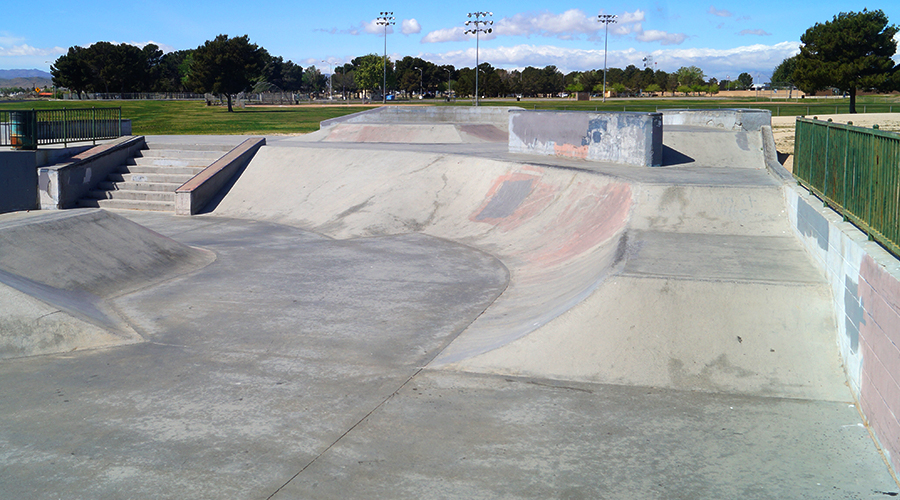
794, 117, 900, 258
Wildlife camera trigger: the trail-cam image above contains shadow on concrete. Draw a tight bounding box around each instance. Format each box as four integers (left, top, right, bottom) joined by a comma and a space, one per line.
195, 162, 250, 215
662, 145, 694, 166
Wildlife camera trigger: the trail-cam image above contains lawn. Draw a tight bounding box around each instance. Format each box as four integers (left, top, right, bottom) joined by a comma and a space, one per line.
2, 95, 898, 136
0, 100, 372, 135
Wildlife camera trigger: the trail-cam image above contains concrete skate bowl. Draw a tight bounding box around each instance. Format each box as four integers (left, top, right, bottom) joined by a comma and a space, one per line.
210, 146, 631, 364
0, 209, 215, 359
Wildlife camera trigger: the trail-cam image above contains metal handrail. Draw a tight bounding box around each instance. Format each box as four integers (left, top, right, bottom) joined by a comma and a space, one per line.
0, 107, 122, 149
794, 117, 900, 258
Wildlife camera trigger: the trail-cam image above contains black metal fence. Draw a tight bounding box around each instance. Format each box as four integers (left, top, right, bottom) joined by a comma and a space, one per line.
0, 107, 122, 149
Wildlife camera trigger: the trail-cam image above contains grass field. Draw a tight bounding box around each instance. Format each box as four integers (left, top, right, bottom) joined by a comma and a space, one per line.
1, 95, 898, 136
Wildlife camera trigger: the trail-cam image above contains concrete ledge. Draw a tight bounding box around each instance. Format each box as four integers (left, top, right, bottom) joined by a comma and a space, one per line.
321, 106, 518, 130
37, 136, 146, 209
508, 110, 663, 167
785, 182, 900, 477
175, 137, 265, 215
661, 108, 771, 131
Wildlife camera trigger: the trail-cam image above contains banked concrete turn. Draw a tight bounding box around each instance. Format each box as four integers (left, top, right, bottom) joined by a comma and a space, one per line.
215, 115, 845, 401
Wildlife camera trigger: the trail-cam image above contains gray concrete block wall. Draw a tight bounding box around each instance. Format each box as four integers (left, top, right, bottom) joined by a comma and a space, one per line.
508, 110, 663, 167
662, 109, 771, 131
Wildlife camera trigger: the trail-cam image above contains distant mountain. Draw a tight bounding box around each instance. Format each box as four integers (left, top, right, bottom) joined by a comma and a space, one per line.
0, 69, 52, 79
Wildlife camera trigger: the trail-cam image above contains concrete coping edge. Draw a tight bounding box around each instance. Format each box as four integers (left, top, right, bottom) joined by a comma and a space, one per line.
176, 137, 266, 193
40, 136, 146, 172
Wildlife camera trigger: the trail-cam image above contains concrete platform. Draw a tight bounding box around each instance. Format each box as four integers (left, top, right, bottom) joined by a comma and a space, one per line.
0, 111, 897, 499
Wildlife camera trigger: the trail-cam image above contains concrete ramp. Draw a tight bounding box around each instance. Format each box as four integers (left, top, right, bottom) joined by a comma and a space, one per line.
212, 146, 630, 361
213, 137, 843, 400
317, 122, 507, 144
0, 209, 215, 358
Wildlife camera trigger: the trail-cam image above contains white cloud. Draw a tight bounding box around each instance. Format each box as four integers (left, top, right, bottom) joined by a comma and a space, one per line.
414, 40, 801, 81
127, 40, 177, 53
364, 18, 394, 35
419, 9, 684, 47
0, 33, 26, 46
636, 30, 687, 45
402, 19, 421, 35
422, 27, 470, 43
0, 44, 66, 57
739, 29, 771, 36
708, 6, 732, 17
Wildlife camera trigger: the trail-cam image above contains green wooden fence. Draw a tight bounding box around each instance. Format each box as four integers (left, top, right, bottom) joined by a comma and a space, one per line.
794, 117, 900, 257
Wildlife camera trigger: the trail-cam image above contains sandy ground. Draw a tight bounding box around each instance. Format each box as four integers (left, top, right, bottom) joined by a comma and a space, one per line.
771, 112, 900, 172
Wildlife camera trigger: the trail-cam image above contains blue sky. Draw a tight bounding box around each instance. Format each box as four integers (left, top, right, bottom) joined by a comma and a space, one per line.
3, 1, 899, 83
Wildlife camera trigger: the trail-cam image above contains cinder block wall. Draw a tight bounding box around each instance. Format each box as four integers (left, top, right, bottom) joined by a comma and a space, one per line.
785, 185, 900, 474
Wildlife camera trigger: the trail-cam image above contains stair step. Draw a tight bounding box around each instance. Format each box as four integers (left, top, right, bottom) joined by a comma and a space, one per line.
76, 198, 175, 211
88, 189, 175, 202
143, 143, 233, 153
132, 157, 210, 168
107, 172, 194, 184
97, 181, 183, 192
121, 164, 206, 175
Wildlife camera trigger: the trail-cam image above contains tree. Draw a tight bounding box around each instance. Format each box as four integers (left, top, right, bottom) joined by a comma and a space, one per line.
353, 54, 385, 98
737, 72, 754, 90
794, 9, 898, 113
771, 55, 798, 88
675, 66, 705, 88
51, 46, 91, 98
187, 34, 266, 112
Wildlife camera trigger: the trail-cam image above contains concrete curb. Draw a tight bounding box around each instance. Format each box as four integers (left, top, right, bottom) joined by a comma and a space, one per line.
175, 137, 265, 215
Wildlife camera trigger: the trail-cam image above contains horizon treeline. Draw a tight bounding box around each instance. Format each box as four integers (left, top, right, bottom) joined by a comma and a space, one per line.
50, 39, 760, 99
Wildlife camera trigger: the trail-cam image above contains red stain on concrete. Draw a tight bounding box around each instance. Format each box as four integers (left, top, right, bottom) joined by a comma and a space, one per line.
471, 168, 632, 267
553, 143, 589, 159
470, 170, 558, 232
528, 181, 631, 267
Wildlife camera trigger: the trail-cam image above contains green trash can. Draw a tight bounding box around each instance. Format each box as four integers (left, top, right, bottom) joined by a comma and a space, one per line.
9, 110, 36, 150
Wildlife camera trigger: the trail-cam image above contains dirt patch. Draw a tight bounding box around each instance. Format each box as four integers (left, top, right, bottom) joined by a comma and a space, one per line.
771, 113, 900, 173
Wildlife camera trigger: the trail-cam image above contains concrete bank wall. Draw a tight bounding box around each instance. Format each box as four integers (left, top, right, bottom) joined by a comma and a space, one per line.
662, 109, 771, 131
38, 136, 145, 209
321, 106, 517, 130
508, 110, 663, 167
785, 183, 900, 473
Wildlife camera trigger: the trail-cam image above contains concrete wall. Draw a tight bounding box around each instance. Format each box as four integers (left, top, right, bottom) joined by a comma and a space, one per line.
508, 110, 663, 167
38, 136, 145, 209
785, 184, 900, 474
0, 151, 38, 213
321, 106, 517, 130
662, 109, 771, 131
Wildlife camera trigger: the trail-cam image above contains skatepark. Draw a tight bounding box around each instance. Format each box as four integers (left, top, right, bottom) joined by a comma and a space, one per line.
1, 106, 899, 498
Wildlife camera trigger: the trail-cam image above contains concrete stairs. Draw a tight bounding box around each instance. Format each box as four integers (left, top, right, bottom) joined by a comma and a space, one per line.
77, 141, 232, 211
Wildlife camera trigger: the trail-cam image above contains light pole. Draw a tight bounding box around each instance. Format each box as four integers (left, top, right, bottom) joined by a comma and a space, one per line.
376, 11, 395, 103
445, 68, 452, 100
321, 60, 333, 100
598, 14, 617, 103
465, 11, 492, 106
414, 66, 423, 98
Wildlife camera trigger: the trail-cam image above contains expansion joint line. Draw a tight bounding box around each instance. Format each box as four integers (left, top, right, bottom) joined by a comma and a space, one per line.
265, 366, 426, 499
